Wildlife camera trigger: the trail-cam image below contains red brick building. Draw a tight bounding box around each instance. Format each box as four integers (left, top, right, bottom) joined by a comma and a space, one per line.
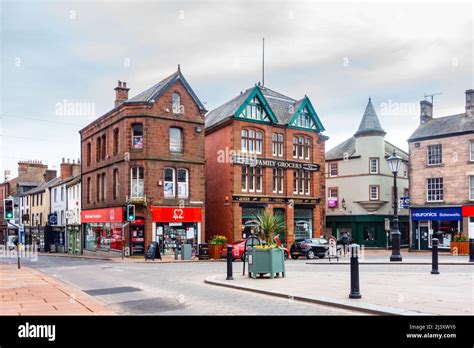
205, 84, 328, 246
79, 67, 206, 257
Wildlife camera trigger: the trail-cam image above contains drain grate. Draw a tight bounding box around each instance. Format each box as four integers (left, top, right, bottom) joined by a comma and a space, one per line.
84, 286, 142, 296
115, 297, 185, 314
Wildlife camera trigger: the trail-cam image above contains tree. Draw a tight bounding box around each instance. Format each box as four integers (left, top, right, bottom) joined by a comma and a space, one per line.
255, 211, 284, 246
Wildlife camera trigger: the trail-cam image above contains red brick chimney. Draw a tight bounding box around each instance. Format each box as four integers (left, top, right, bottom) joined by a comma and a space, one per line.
114, 80, 130, 107
60, 158, 73, 180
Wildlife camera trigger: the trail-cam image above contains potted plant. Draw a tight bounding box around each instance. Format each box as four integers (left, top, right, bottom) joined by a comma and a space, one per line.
450, 233, 469, 255
248, 211, 285, 279
208, 235, 227, 259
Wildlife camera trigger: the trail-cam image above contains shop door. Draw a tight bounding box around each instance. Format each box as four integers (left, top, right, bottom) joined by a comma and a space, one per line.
361, 223, 378, 247
130, 224, 145, 256
67, 226, 81, 255
273, 208, 285, 245
419, 223, 430, 250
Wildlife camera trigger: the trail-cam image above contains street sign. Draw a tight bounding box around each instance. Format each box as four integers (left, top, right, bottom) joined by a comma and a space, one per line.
400, 196, 410, 209
66, 210, 74, 220
48, 213, 57, 225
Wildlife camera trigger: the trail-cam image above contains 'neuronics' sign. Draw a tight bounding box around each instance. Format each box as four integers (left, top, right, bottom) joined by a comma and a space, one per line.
411, 207, 462, 221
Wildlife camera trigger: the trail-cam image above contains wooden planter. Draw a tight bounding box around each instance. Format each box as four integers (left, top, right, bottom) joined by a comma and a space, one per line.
248, 247, 285, 279
208, 244, 225, 259
450, 241, 469, 255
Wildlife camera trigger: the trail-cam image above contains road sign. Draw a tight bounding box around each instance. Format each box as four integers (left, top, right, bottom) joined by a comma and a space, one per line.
66, 210, 74, 220
48, 213, 57, 225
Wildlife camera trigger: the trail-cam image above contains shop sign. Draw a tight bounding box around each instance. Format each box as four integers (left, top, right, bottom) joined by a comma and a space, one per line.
232, 155, 320, 171
81, 207, 123, 223
151, 207, 202, 223
328, 198, 338, 208
411, 207, 462, 221
400, 197, 410, 209
462, 206, 474, 217
233, 195, 321, 205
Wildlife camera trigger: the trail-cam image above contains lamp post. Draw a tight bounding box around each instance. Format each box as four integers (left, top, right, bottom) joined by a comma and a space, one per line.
387, 148, 402, 262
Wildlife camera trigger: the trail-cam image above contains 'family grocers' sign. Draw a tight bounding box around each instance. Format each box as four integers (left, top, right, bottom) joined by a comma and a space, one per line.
232, 155, 320, 171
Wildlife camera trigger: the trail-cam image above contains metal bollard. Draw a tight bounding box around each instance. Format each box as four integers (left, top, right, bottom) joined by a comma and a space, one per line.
349, 244, 361, 299
226, 245, 233, 280
469, 239, 474, 263
174, 245, 179, 260
431, 238, 439, 274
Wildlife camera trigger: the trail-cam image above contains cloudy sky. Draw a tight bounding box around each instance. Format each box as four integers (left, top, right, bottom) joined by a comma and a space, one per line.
1, 0, 472, 178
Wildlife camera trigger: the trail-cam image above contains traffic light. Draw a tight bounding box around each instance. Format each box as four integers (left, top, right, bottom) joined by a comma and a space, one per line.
4, 199, 14, 220
126, 204, 135, 221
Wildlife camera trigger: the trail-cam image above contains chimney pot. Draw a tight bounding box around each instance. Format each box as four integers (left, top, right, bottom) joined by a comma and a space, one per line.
420, 100, 433, 124
466, 89, 474, 117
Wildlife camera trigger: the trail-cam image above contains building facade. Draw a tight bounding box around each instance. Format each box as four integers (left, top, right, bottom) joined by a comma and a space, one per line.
66, 174, 81, 254
325, 99, 409, 248
205, 84, 327, 246
80, 67, 206, 257
408, 89, 474, 250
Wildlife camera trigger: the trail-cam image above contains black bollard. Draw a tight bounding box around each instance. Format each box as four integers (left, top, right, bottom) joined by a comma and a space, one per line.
469, 238, 474, 263
431, 238, 439, 274
349, 244, 361, 299
226, 245, 233, 280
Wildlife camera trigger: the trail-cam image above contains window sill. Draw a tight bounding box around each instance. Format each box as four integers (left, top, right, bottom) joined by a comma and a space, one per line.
426, 163, 444, 167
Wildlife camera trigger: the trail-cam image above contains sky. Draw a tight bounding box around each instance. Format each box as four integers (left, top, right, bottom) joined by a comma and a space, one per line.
1, 0, 472, 178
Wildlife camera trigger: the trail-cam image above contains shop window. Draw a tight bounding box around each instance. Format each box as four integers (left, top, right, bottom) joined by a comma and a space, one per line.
427, 144, 442, 165
169, 127, 183, 153
272, 168, 284, 193
164, 168, 175, 198
427, 177, 443, 202
113, 128, 119, 155
177, 168, 189, 198
329, 162, 338, 177
172, 92, 182, 114
369, 185, 379, 200
132, 123, 144, 149
294, 208, 313, 240
369, 158, 379, 174
131, 167, 144, 197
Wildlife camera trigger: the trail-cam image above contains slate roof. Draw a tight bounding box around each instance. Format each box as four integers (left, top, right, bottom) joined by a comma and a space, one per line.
354, 98, 386, 136
205, 85, 310, 129
125, 70, 206, 112
23, 177, 61, 195
408, 112, 473, 142
326, 137, 408, 161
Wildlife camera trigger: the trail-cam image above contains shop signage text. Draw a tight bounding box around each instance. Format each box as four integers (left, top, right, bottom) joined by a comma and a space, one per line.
232, 155, 320, 171
81, 207, 123, 223
411, 207, 462, 221
151, 206, 202, 223
233, 195, 321, 205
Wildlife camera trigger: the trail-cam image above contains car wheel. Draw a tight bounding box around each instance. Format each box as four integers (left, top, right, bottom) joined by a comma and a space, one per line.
307, 250, 315, 259
291, 254, 299, 260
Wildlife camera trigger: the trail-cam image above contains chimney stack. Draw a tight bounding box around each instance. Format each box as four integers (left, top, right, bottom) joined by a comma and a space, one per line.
466, 89, 474, 117
114, 80, 130, 107
420, 100, 433, 124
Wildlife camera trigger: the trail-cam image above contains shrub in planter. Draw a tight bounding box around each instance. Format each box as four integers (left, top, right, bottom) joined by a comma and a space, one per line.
208, 235, 227, 259
450, 234, 469, 255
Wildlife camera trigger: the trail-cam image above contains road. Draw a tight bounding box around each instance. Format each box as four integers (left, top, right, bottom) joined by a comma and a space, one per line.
1, 255, 471, 315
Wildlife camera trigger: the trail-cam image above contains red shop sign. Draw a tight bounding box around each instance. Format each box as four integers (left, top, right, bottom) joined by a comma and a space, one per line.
462, 206, 474, 217
151, 206, 202, 223
81, 207, 123, 223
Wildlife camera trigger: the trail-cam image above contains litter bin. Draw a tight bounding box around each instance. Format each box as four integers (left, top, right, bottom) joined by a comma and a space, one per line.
198, 243, 209, 260
181, 244, 192, 260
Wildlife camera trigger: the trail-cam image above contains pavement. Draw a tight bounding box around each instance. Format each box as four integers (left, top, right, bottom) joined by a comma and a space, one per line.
205, 257, 474, 316
0, 264, 115, 315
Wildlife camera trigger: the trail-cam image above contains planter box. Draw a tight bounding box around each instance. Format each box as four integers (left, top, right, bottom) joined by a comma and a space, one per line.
209, 244, 224, 259
450, 241, 469, 255
248, 247, 285, 279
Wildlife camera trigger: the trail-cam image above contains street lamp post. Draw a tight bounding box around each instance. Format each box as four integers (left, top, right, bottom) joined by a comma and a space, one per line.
387, 148, 402, 262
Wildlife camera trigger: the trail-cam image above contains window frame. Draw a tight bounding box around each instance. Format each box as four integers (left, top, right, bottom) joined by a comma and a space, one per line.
427, 144, 442, 166
177, 168, 189, 198
470, 176, 474, 201
113, 128, 119, 156
131, 123, 144, 149
369, 157, 379, 174
172, 92, 181, 114
369, 185, 379, 201
272, 168, 284, 194
169, 127, 183, 153
470, 141, 474, 162
130, 166, 144, 198
427, 177, 444, 202
241, 165, 248, 192
329, 162, 338, 177
164, 167, 176, 198
113, 169, 119, 200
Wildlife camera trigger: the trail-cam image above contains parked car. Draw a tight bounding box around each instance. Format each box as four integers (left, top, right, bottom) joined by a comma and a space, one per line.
290, 238, 331, 259
220, 240, 289, 261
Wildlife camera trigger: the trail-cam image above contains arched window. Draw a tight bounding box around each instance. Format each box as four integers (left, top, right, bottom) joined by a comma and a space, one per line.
132, 123, 143, 149
172, 92, 181, 114
169, 127, 182, 153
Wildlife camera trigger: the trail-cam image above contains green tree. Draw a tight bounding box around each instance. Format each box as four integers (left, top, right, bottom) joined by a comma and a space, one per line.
255, 211, 284, 246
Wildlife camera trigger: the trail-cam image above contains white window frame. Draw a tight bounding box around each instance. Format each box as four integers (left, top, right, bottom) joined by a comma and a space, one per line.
255, 166, 263, 192
369, 185, 379, 201
329, 162, 338, 177
305, 171, 311, 195
470, 141, 474, 162
241, 130, 248, 153
427, 144, 442, 166
369, 158, 379, 174
177, 168, 189, 199
130, 166, 144, 198
241, 166, 248, 192
169, 127, 183, 153
426, 177, 444, 202
164, 167, 176, 198
304, 138, 311, 160
470, 176, 474, 201
172, 92, 181, 114
272, 168, 284, 194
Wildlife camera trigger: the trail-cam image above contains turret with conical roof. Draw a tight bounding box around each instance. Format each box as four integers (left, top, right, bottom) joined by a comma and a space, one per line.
354, 98, 386, 138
